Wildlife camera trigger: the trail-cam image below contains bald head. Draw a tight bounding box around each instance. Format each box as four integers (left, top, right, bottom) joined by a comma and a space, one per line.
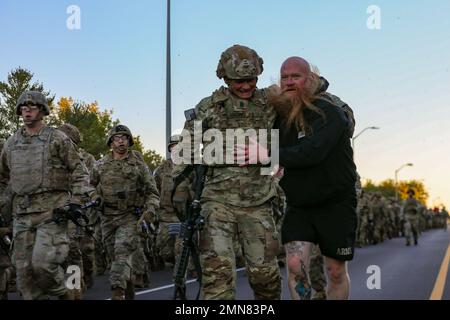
281, 56, 311, 74
280, 56, 311, 95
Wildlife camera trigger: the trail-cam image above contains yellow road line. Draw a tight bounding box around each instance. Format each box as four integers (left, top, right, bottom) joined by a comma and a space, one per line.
430, 244, 450, 300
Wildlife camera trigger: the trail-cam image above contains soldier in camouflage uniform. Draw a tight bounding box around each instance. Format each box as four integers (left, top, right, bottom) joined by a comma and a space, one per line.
401, 189, 421, 246
356, 191, 370, 247
90, 124, 159, 300
369, 193, 386, 244
0, 140, 15, 300
0, 91, 90, 300
441, 207, 449, 229
153, 135, 183, 267
58, 124, 97, 297
173, 45, 281, 299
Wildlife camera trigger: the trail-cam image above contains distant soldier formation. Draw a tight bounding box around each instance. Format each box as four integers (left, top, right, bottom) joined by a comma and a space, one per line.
355, 189, 448, 248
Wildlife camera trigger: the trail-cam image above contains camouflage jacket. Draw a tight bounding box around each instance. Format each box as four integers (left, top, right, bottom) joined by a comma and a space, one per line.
91, 150, 159, 216
0, 125, 90, 215
174, 86, 277, 208
153, 159, 180, 223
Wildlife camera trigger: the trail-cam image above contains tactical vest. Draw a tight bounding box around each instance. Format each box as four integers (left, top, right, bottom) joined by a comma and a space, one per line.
403, 198, 419, 215
8, 126, 70, 195
97, 151, 147, 211
204, 88, 272, 166
157, 160, 175, 213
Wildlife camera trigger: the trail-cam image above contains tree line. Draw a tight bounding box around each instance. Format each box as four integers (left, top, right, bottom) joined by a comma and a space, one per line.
0, 67, 163, 171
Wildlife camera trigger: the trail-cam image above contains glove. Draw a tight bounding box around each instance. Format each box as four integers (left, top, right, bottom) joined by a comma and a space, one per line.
90, 193, 103, 208
137, 210, 153, 231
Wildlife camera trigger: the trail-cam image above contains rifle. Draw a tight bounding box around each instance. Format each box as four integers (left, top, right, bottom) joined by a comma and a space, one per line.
52, 200, 101, 227
139, 215, 165, 272
173, 164, 207, 300
52, 199, 107, 266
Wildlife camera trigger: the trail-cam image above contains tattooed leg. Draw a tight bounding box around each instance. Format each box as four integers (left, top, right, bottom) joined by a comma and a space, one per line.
285, 241, 312, 300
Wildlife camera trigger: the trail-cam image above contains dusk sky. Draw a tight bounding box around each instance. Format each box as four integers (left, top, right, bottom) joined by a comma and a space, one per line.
1, 0, 449, 207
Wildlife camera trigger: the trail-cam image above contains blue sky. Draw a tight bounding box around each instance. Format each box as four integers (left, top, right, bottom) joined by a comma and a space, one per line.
1, 0, 449, 207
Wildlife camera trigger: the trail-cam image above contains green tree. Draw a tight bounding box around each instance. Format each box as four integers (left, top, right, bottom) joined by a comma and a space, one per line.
363, 179, 429, 204
132, 136, 164, 172
398, 180, 429, 205
0, 67, 54, 139
50, 97, 164, 166
49, 97, 118, 159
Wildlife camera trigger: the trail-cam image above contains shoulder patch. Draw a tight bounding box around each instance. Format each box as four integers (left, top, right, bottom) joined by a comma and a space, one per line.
184, 108, 196, 121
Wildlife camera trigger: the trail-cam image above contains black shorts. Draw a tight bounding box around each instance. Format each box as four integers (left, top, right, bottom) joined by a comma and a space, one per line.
281, 196, 357, 261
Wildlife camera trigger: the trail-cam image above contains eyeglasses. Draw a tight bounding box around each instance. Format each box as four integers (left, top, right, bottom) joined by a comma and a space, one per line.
112, 135, 129, 142
20, 105, 40, 112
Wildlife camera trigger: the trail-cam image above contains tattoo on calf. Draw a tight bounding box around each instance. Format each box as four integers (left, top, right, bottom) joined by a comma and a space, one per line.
295, 260, 311, 300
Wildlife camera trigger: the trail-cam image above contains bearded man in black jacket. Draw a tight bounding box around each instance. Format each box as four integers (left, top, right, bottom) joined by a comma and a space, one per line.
274, 56, 357, 300
239, 57, 357, 300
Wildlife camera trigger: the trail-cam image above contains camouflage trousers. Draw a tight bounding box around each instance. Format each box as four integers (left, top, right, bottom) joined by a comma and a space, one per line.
309, 244, 327, 300
0, 248, 13, 299
12, 211, 69, 300
404, 217, 419, 245
156, 222, 177, 265
356, 222, 368, 247
199, 200, 281, 300
94, 223, 109, 275
65, 222, 96, 296
101, 213, 139, 290
131, 233, 149, 287
66, 222, 84, 298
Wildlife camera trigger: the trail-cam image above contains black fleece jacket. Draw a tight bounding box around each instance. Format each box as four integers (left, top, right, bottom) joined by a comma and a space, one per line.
276, 98, 357, 207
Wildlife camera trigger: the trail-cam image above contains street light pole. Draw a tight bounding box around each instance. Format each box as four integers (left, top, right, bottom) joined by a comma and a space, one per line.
395, 163, 413, 201
351, 126, 380, 152
165, 0, 171, 160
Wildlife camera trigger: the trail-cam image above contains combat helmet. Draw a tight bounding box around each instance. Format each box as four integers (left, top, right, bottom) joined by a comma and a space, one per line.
16, 91, 50, 115
167, 134, 181, 152
107, 124, 134, 147
59, 123, 82, 145
216, 44, 264, 80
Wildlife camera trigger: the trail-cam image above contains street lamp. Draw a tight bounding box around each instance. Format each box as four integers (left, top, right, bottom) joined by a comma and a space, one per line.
351, 126, 380, 151
395, 163, 413, 201
166, 0, 171, 160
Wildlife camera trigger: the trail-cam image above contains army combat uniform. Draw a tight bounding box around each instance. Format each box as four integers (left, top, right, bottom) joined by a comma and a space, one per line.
153, 159, 180, 266
90, 125, 159, 299
0, 91, 90, 300
58, 124, 97, 297
401, 192, 421, 246
174, 45, 281, 300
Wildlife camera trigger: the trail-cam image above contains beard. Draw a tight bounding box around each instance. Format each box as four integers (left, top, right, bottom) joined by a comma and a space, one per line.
268, 86, 304, 128
268, 80, 323, 133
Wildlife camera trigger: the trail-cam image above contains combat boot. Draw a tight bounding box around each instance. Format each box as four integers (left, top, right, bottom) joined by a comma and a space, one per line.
111, 287, 124, 300
72, 288, 83, 300
125, 280, 135, 300
84, 272, 95, 289
134, 274, 145, 289
58, 290, 74, 300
